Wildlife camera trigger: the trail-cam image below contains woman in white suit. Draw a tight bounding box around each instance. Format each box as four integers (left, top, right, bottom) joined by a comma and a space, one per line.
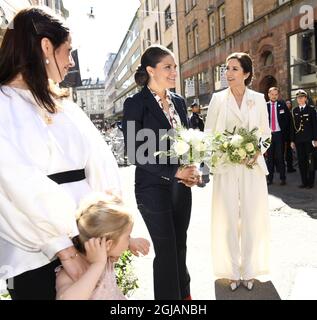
205, 53, 271, 291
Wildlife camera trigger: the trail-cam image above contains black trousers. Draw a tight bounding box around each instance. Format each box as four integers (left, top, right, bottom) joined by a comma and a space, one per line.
285, 142, 295, 170
7, 259, 61, 300
267, 132, 286, 181
296, 141, 315, 187
135, 179, 192, 300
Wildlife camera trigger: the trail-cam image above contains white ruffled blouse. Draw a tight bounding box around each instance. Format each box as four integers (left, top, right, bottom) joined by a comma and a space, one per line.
0, 86, 121, 279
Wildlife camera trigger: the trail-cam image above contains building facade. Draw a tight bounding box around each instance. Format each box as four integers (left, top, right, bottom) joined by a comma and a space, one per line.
177, 0, 317, 112
1, 0, 68, 44
139, 0, 181, 93
76, 78, 106, 128
104, 12, 141, 123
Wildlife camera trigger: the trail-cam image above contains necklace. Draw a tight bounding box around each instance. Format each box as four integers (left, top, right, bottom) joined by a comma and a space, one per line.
42, 110, 54, 125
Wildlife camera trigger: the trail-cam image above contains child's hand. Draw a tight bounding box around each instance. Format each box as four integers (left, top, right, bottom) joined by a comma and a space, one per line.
129, 237, 150, 257
84, 237, 107, 265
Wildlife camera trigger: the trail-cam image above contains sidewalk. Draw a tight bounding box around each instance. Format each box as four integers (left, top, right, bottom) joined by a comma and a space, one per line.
121, 166, 317, 300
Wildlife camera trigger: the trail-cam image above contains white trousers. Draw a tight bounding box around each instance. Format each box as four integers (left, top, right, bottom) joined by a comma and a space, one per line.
211, 165, 270, 280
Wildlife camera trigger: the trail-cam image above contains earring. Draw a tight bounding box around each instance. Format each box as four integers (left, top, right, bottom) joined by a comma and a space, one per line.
45, 59, 49, 65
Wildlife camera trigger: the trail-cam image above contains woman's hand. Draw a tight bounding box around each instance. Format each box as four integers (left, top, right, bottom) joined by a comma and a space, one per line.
57, 246, 89, 282
175, 165, 201, 186
245, 151, 261, 167
129, 237, 150, 257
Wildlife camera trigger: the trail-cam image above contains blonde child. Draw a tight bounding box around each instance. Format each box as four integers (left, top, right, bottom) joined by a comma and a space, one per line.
55, 194, 150, 300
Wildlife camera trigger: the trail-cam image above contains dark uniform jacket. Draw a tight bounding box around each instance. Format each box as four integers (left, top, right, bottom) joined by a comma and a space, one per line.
290, 105, 317, 143
189, 112, 204, 131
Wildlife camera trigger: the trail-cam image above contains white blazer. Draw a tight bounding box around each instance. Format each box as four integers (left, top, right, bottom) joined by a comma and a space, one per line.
0, 86, 122, 279
205, 87, 271, 175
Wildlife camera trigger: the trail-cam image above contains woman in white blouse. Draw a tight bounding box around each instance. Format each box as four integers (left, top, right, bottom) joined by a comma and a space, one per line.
205, 53, 271, 291
0, 7, 123, 299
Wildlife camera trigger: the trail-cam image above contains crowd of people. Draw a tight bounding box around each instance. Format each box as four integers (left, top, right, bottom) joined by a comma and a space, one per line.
1, 5, 316, 301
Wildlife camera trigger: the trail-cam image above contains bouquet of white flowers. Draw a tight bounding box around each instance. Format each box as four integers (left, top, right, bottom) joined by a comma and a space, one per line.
208, 127, 270, 169
155, 126, 213, 167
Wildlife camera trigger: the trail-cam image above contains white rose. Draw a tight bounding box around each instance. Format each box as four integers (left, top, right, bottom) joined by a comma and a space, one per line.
173, 140, 190, 155
179, 129, 192, 143
194, 141, 207, 152
245, 143, 255, 152
230, 134, 243, 147
238, 148, 247, 159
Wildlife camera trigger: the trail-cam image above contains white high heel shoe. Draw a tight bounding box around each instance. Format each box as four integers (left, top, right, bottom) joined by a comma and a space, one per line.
229, 280, 241, 291
242, 279, 254, 291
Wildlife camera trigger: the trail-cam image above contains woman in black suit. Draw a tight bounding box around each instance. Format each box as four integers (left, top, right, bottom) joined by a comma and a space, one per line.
123, 45, 200, 300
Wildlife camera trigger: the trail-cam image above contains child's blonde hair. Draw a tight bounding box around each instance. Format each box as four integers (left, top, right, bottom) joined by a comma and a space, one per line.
72, 193, 133, 253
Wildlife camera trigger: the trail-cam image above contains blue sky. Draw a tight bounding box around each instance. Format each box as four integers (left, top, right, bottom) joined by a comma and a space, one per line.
63, 0, 140, 80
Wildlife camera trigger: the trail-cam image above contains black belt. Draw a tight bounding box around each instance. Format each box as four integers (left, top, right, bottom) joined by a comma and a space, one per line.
47, 169, 86, 185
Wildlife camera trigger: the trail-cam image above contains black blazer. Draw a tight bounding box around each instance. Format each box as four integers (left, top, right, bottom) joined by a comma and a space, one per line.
122, 86, 189, 186
267, 100, 291, 141
290, 105, 317, 143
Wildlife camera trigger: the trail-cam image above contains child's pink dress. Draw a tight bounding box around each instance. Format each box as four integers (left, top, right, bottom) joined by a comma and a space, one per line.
56, 259, 126, 300
90, 260, 126, 300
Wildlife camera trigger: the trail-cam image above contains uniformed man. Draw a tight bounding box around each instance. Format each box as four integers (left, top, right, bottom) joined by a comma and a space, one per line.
290, 89, 317, 188
189, 102, 204, 131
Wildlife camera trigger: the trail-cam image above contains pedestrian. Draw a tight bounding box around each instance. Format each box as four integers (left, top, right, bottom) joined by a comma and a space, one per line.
290, 89, 317, 188
123, 45, 201, 300
0, 7, 129, 300
205, 52, 271, 291
266, 87, 291, 185
285, 99, 296, 173
189, 102, 204, 131
55, 194, 150, 300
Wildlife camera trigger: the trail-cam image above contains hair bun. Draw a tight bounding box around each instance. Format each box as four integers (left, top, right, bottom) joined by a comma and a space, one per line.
136, 64, 146, 73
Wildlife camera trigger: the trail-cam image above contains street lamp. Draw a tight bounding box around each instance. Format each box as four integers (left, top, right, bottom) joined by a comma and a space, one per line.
87, 7, 95, 19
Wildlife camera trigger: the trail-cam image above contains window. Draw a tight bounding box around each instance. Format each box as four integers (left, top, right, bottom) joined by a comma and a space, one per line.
198, 71, 210, 95
289, 29, 317, 101
193, 26, 199, 54
209, 13, 216, 45
165, 5, 173, 30
185, 0, 191, 13
152, 0, 158, 9
155, 22, 159, 41
145, 0, 149, 16
186, 32, 191, 58
219, 5, 226, 40
184, 76, 196, 98
262, 51, 273, 66
147, 28, 151, 45
131, 48, 140, 65
214, 65, 227, 91
243, 0, 254, 25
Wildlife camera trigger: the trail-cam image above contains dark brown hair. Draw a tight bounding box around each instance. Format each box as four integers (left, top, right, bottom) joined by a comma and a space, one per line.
135, 45, 173, 87
226, 52, 254, 86
268, 87, 280, 93
0, 7, 70, 113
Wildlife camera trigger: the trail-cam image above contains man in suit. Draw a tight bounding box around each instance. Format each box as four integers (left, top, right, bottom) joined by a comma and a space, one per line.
189, 102, 204, 131
266, 87, 291, 185
290, 89, 317, 188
